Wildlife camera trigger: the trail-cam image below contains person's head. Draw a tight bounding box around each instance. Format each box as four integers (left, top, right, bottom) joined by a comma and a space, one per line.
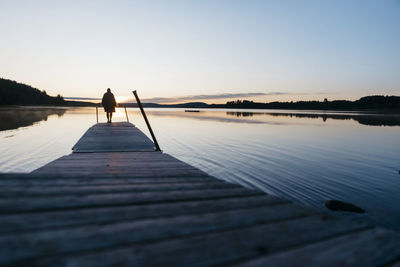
107, 88, 111, 93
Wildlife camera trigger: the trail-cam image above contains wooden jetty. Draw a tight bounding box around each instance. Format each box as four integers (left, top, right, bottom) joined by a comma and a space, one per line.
0, 122, 400, 266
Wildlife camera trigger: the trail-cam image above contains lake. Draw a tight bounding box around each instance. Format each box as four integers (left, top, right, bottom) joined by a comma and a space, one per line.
1, 106, 399, 230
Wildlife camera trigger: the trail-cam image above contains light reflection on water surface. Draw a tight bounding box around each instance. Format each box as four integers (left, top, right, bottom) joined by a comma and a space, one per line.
1, 107, 399, 230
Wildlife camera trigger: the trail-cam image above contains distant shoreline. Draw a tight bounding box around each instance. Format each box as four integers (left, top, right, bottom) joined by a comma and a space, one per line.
1, 105, 400, 129
1, 104, 400, 115
2, 78, 399, 112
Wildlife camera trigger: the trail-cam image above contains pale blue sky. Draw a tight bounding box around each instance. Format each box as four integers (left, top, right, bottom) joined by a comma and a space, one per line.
1, 0, 399, 103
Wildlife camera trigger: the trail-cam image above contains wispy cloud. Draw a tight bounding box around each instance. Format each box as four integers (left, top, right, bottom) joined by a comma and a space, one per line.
64, 97, 101, 101
140, 92, 289, 103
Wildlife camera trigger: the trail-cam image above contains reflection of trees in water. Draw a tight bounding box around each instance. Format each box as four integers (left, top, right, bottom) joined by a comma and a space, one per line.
226, 112, 254, 117
355, 116, 400, 126
0, 108, 66, 131
226, 112, 400, 126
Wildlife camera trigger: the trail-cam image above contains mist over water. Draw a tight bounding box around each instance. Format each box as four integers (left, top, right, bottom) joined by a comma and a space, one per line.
1, 107, 399, 230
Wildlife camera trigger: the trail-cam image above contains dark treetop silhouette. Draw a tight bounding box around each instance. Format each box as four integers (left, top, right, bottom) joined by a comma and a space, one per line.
0, 78, 64, 106
101, 88, 117, 123
223, 96, 400, 111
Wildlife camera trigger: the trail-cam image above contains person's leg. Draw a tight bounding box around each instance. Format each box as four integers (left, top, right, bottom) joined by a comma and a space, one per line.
109, 112, 113, 123
106, 112, 110, 123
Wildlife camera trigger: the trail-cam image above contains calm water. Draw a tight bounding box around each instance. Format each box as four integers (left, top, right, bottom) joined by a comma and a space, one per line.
1, 107, 400, 230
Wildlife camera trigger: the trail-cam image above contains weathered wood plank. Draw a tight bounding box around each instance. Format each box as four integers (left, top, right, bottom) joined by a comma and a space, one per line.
32, 168, 208, 177
29, 172, 208, 178
0, 195, 287, 234
56, 151, 166, 158
0, 181, 241, 197
54, 154, 171, 160
0, 203, 316, 265
33, 165, 204, 173
33, 163, 202, 171
35, 161, 194, 168
31, 151, 209, 177
31, 149, 207, 178
31, 152, 201, 173
37, 153, 189, 162
23, 215, 371, 267
72, 122, 155, 152
0, 187, 262, 213
74, 147, 157, 153
236, 228, 400, 267
52, 151, 166, 159
0, 174, 216, 185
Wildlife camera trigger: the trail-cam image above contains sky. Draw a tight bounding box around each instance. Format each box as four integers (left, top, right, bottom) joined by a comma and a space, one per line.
1, 0, 400, 104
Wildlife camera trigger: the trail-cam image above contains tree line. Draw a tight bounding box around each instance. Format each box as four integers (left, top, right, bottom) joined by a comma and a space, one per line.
0, 78, 65, 105
223, 96, 400, 111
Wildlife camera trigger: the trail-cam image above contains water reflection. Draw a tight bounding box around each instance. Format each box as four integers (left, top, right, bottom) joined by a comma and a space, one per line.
226, 112, 255, 117
143, 109, 400, 127
0, 107, 399, 231
227, 111, 400, 126
0, 107, 66, 131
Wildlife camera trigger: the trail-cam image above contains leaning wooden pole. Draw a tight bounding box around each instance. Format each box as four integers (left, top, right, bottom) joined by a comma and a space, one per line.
124, 106, 129, 122
132, 90, 161, 151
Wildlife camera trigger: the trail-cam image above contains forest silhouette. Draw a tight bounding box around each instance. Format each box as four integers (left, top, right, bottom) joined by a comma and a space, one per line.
0, 78, 65, 105
223, 96, 400, 111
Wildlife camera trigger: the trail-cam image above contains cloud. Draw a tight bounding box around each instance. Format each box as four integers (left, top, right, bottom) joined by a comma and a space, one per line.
64, 97, 101, 101
140, 92, 290, 103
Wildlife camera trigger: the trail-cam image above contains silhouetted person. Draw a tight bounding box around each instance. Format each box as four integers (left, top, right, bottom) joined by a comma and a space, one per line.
102, 88, 117, 123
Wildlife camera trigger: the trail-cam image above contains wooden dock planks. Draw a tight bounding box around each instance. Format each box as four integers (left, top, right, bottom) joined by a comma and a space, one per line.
1, 122, 400, 266
32, 152, 208, 177
72, 122, 156, 152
